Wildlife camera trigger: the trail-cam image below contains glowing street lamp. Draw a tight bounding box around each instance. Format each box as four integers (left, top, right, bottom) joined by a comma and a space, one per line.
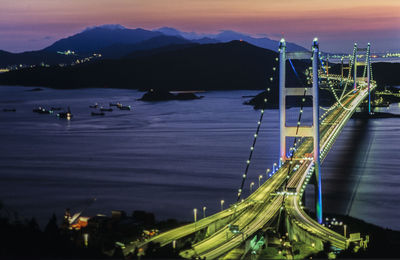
203, 206, 206, 218
193, 208, 197, 223
250, 182, 255, 193
266, 168, 271, 178
273, 163, 277, 173
258, 175, 263, 187
220, 200, 225, 211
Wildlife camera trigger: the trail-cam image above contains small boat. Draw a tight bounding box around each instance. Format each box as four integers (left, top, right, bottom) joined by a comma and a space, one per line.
91, 112, 105, 116
33, 107, 53, 114
3, 108, 16, 112
51, 107, 63, 111
33, 107, 42, 113
100, 107, 113, 112
110, 102, 121, 107
57, 107, 73, 119
118, 105, 131, 110
89, 103, 99, 108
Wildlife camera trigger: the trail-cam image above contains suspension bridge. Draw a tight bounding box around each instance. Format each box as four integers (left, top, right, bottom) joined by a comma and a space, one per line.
123, 38, 376, 259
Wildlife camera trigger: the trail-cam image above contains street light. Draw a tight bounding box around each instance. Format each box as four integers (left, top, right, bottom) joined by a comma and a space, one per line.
258, 174, 263, 187
203, 206, 206, 218
193, 208, 197, 223
193, 208, 197, 231
273, 163, 277, 173
250, 182, 255, 193
266, 168, 271, 178
220, 200, 225, 211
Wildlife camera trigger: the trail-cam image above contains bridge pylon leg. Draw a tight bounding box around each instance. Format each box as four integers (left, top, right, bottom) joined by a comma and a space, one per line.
367, 43, 371, 114
279, 39, 287, 163
353, 43, 358, 92
312, 39, 323, 224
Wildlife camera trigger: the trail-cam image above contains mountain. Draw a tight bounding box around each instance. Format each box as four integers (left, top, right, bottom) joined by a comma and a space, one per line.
0, 26, 191, 67
0, 41, 284, 91
124, 43, 198, 59
82, 24, 127, 32
191, 38, 220, 44
0, 25, 307, 67
44, 25, 162, 54
155, 27, 207, 40
214, 30, 306, 52
98, 35, 193, 59
0, 26, 216, 67
154, 27, 307, 52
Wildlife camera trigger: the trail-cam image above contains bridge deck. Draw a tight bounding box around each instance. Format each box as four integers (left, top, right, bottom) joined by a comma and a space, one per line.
124, 77, 376, 259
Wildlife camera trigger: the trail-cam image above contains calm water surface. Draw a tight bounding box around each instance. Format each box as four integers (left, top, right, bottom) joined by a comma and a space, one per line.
0, 86, 399, 230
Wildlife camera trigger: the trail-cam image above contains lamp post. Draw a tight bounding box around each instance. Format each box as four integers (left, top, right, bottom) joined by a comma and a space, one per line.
220, 200, 225, 211
250, 182, 255, 193
273, 163, 277, 173
193, 208, 197, 231
258, 175, 263, 187
266, 168, 271, 178
203, 206, 206, 218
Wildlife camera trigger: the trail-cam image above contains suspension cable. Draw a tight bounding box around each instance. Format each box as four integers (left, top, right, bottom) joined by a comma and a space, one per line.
236, 56, 277, 201
340, 46, 357, 100
318, 54, 352, 111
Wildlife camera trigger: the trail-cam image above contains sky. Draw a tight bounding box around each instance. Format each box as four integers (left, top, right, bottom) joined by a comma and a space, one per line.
1, 0, 399, 53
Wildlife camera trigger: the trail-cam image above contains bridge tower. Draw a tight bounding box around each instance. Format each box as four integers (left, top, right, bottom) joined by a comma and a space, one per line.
353, 43, 372, 113
279, 38, 323, 224
366, 43, 372, 114
353, 43, 358, 91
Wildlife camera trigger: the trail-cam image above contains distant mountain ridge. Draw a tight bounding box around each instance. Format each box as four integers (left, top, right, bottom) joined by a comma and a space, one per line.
0, 24, 306, 67
44, 27, 162, 54
99, 35, 193, 59
154, 27, 307, 52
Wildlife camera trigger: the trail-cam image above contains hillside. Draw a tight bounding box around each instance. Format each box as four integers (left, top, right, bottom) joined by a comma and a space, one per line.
98, 35, 193, 59
0, 41, 285, 90
0, 50, 78, 67
44, 26, 162, 54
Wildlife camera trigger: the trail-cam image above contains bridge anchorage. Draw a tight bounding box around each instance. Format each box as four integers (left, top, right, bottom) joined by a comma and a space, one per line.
121, 40, 376, 259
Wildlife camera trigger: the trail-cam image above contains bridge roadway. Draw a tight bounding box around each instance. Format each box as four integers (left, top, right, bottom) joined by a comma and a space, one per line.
181, 82, 374, 259
124, 79, 375, 259
123, 163, 290, 254
284, 83, 375, 250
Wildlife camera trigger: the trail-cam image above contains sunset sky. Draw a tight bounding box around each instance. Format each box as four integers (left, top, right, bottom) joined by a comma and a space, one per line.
1, 0, 399, 53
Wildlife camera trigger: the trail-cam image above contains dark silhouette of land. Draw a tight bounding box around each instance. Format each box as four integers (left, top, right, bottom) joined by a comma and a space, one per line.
0, 41, 280, 91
